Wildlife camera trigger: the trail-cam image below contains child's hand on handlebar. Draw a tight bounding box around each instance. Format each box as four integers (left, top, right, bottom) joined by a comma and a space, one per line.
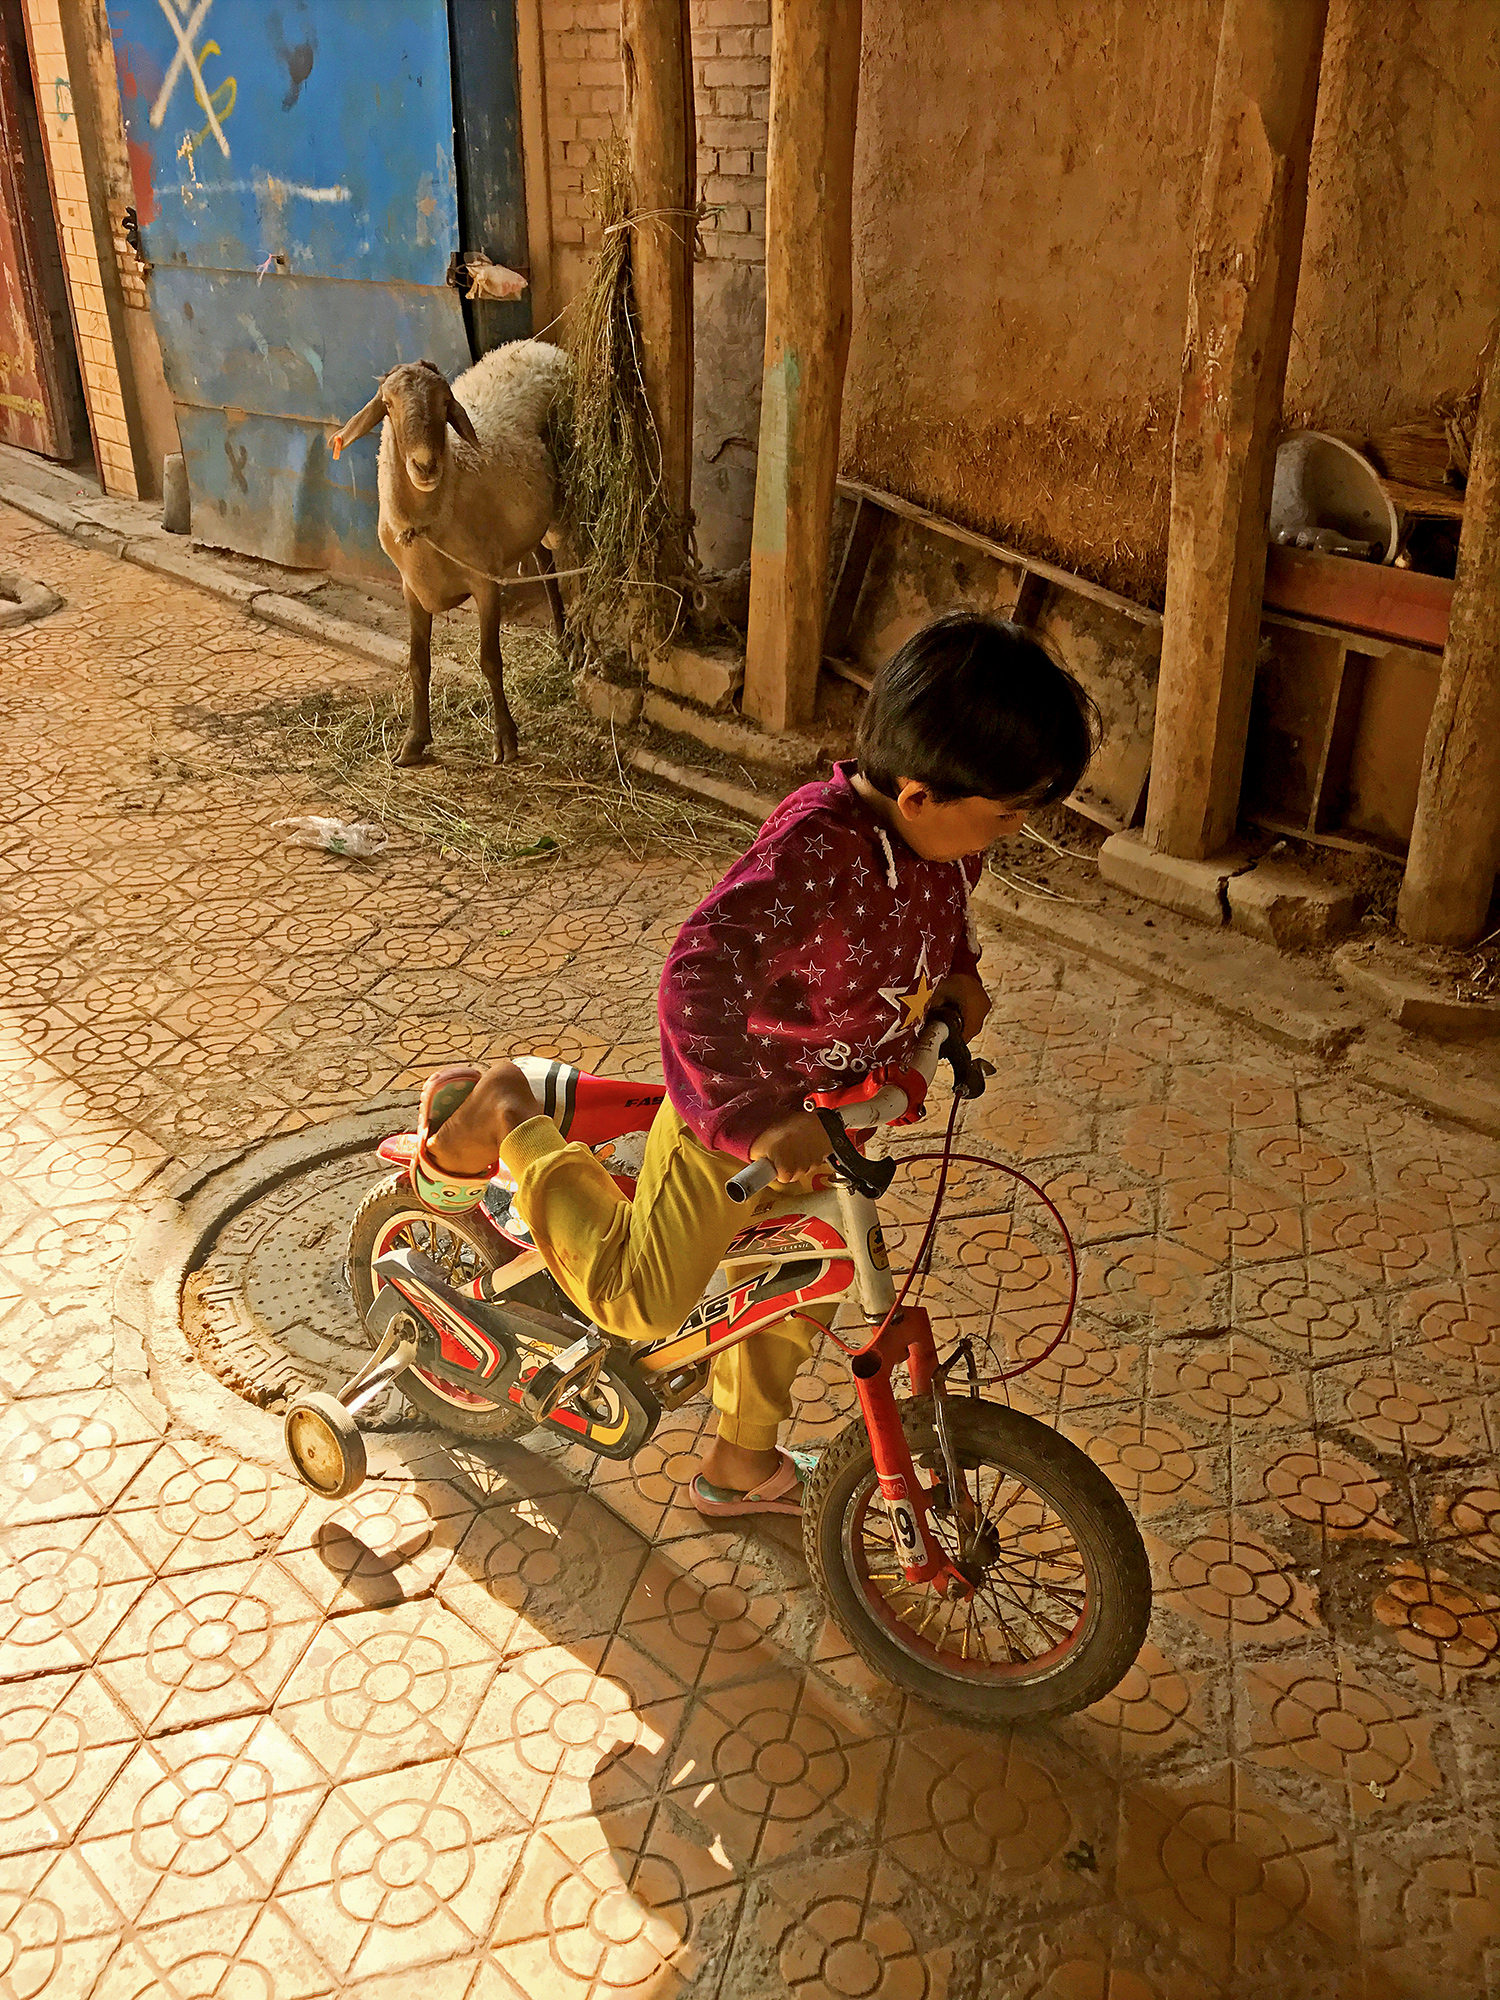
930, 972, 992, 1042
749, 1109, 831, 1185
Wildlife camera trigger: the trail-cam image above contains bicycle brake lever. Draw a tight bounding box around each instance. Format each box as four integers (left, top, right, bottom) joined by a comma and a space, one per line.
814, 1109, 897, 1198
929, 1003, 990, 1101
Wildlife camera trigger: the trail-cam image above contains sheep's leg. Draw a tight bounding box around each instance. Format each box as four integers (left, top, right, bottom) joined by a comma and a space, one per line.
536, 542, 566, 641
398, 589, 435, 766
476, 581, 519, 764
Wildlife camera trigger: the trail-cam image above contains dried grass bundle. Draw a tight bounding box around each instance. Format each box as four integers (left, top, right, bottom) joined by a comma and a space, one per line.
552, 136, 687, 666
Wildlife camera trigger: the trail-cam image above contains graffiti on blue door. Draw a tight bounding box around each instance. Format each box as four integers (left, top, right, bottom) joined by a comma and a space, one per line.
113, 1, 477, 572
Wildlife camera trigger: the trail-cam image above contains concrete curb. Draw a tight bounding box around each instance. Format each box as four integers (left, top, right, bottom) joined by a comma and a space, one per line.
110, 1095, 422, 1477
0, 467, 407, 674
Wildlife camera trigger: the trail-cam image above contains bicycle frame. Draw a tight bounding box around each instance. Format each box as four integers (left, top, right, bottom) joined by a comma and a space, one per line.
624, 1170, 966, 1595
369, 1025, 986, 1595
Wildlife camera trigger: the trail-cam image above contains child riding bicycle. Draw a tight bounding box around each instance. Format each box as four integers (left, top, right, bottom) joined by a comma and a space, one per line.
416, 613, 1097, 1516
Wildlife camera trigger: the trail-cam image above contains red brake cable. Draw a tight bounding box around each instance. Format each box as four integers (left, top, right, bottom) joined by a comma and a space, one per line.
829, 1086, 1080, 1381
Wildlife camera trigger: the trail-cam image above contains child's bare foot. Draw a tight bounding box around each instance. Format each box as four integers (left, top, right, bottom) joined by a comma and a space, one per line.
426, 1060, 543, 1174
699, 1438, 784, 1494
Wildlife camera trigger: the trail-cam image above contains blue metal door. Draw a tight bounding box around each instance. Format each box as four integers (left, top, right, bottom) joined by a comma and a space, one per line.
111, 0, 522, 574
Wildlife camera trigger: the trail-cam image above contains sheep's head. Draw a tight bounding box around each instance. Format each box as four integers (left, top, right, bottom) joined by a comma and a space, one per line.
330, 359, 479, 490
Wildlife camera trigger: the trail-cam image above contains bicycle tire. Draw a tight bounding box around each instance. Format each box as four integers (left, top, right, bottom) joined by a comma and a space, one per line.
347, 1174, 533, 1442
803, 1396, 1151, 1724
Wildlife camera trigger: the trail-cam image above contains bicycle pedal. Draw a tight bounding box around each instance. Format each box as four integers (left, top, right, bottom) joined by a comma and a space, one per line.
521, 1329, 608, 1421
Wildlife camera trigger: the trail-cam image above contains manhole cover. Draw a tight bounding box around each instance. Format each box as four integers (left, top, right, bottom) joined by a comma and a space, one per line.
0, 572, 62, 629
183, 1152, 409, 1426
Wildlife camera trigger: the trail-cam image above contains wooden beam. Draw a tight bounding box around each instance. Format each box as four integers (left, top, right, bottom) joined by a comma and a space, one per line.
1011, 569, 1047, 628
1398, 338, 1500, 945
621, 0, 695, 526
836, 476, 1162, 627
1144, 0, 1329, 859
1263, 545, 1453, 653
743, 0, 862, 732
515, 0, 556, 335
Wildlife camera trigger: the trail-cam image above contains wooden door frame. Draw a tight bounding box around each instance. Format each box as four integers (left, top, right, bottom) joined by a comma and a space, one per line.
0, 0, 84, 461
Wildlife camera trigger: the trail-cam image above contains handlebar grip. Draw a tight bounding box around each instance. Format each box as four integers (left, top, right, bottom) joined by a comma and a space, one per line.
725, 1157, 778, 1204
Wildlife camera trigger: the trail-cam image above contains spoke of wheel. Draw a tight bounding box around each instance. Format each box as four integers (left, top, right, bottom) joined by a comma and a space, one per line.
977, 1471, 1029, 1533
976, 1587, 1027, 1662
978, 1581, 1047, 1655
971, 1604, 994, 1665
986, 1547, 1086, 1603
983, 1574, 1073, 1647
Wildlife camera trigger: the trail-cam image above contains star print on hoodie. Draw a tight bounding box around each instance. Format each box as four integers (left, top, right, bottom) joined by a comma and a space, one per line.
659, 762, 982, 1158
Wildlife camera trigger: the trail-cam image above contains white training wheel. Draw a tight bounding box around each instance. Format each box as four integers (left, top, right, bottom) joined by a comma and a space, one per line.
284, 1392, 368, 1498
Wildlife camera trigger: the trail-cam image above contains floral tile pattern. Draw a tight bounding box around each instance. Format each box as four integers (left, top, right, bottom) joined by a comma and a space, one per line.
0, 503, 1496, 1995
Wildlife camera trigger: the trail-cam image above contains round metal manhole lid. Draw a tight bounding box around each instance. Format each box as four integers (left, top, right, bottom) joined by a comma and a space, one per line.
182, 1152, 411, 1427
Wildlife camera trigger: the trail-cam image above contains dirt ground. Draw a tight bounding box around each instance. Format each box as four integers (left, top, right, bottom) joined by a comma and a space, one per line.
0, 503, 1497, 1999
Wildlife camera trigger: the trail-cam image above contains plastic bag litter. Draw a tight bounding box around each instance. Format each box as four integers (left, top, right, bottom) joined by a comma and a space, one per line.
276, 816, 389, 859
464, 255, 529, 302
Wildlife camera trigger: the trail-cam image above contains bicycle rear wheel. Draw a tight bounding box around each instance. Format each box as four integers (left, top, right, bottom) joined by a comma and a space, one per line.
803, 1396, 1150, 1724
347, 1175, 532, 1440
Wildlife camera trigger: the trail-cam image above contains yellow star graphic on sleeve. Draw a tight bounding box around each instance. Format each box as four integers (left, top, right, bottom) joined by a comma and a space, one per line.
898, 970, 934, 1029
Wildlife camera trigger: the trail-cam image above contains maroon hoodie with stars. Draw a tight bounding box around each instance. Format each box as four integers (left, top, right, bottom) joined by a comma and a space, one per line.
658, 762, 983, 1160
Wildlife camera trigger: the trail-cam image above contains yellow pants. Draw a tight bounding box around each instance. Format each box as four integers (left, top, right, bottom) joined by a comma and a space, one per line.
498, 1100, 827, 1451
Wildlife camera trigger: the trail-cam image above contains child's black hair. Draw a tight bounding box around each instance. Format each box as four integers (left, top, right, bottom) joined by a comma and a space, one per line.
856, 612, 1100, 805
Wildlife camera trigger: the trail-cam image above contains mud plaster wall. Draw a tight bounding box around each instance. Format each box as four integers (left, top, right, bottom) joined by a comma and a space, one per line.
848, 0, 1500, 608
846, 0, 1223, 609
539, 4, 1498, 599
1287, 0, 1500, 436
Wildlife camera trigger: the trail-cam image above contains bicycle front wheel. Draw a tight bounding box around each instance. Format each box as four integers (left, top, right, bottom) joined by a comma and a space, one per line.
803, 1396, 1151, 1724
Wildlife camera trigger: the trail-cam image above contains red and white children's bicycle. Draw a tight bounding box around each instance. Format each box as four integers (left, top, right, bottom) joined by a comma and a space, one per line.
284, 1009, 1151, 1724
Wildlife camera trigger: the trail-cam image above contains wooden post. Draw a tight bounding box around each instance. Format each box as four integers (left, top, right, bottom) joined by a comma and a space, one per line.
1398, 338, 1500, 945
1144, 0, 1329, 858
621, 0, 696, 529
742, 0, 862, 733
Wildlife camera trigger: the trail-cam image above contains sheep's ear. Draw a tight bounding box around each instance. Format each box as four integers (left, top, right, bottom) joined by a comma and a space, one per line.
332, 390, 386, 450
445, 390, 480, 448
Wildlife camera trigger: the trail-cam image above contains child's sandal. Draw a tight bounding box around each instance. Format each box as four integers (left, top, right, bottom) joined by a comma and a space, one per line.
409, 1066, 495, 1215
690, 1447, 818, 1518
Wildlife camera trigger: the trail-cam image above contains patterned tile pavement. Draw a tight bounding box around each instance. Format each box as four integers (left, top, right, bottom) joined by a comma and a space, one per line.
0, 502, 1498, 1997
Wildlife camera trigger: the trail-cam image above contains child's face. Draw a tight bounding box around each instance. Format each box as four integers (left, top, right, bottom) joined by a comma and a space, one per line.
893, 782, 1033, 861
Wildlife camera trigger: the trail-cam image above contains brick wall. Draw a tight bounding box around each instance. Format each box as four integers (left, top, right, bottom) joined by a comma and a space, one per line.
693, 0, 769, 268
21, 0, 138, 497
539, 2, 770, 565
540, 1, 767, 277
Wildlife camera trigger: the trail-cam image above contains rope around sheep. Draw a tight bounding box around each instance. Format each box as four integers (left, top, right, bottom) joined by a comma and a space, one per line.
403, 535, 591, 589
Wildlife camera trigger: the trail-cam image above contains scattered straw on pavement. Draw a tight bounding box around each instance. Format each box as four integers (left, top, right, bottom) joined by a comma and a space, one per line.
204, 624, 747, 876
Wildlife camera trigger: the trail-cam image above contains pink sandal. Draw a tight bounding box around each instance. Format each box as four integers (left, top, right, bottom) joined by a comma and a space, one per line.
690, 1447, 818, 1519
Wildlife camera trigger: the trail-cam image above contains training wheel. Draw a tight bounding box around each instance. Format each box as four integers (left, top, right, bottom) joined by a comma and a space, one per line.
284, 1392, 367, 1498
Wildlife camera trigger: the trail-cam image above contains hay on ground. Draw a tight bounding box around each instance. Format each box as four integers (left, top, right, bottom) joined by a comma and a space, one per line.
208, 625, 746, 876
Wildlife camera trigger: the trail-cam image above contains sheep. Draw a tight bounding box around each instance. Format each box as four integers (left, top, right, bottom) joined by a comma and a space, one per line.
331, 340, 572, 766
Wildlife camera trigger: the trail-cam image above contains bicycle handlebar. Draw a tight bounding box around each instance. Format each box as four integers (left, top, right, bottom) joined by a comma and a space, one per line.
724, 1156, 778, 1204
723, 1007, 980, 1205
